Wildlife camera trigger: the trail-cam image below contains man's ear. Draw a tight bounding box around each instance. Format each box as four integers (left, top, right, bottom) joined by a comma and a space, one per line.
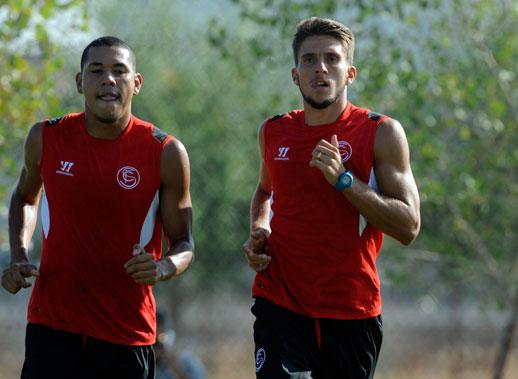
346, 65, 357, 85
291, 67, 299, 86
133, 73, 143, 95
75, 72, 83, 94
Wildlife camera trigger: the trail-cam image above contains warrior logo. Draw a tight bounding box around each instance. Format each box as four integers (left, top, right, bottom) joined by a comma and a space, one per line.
56, 161, 75, 176
275, 147, 290, 161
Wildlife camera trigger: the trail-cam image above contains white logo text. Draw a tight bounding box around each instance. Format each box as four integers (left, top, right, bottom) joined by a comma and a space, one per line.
274, 147, 290, 161
56, 161, 75, 176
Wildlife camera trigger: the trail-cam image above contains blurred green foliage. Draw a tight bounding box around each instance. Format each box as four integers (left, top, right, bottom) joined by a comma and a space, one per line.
0, 0, 516, 376
0, 0, 88, 248
0, 0, 516, 308
209, 0, 518, 307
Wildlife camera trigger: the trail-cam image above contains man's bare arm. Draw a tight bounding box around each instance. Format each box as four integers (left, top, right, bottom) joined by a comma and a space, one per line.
2, 123, 43, 293
243, 123, 272, 272
340, 119, 420, 244
158, 138, 194, 280
124, 138, 193, 284
310, 118, 420, 245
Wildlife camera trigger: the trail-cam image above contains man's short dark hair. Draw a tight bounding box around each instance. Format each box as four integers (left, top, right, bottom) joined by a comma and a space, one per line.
80, 36, 136, 71
292, 17, 355, 66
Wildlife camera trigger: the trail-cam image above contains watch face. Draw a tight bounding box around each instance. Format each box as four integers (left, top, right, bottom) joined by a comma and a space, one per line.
335, 171, 353, 190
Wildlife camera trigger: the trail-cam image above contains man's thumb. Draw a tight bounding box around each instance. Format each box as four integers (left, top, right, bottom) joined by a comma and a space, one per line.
251, 229, 267, 242
21, 265, 39, 277
133, 244, 145, 256
331, 134, 339, 147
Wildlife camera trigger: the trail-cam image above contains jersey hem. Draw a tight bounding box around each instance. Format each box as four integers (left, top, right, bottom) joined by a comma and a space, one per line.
252, 293, 382, 320
27, 318, 155, 346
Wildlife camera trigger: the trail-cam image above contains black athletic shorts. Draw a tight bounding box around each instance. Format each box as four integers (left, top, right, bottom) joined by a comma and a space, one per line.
252, 297, 383, 379
21, 323, 155, 379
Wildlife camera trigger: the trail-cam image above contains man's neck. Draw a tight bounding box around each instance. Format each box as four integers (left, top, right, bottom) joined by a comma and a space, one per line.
303, 95, 348, 127
85, 112, 131, 140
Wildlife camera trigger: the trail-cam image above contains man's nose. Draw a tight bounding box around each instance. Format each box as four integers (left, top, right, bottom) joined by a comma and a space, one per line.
102, 71, 116, 86
315, 58, 328, 74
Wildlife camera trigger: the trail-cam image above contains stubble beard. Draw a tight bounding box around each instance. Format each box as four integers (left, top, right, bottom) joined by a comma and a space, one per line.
300, 86, 344, 110
93, 103, 122, 124
95, 114, 119, 124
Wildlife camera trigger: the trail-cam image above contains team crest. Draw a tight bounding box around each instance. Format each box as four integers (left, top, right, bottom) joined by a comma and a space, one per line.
117, 166, 140, 189
338, 140, 353, 162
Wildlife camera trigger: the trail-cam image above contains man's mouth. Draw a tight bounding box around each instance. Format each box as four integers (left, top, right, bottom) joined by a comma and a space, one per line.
312, 80, 329, 88
97, 93, 120, 102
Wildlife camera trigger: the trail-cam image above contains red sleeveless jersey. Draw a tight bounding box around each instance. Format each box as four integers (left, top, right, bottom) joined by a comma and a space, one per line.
252, 102, 386, 319
29, 112, 172, 345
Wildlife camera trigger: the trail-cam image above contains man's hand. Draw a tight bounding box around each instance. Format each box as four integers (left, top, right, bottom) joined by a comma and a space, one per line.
1, 262, 39, 294
242, 228, 271, 272
124, 244, 164, 285
309, 134, 346, 186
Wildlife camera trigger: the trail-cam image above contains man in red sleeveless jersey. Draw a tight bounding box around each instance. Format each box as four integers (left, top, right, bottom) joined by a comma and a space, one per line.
1, 36, 194, 378
243, 17, 421, 378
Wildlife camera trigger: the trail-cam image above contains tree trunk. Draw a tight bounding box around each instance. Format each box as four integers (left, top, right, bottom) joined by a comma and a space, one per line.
492, 287, 518, 379
449, 286, 464, 378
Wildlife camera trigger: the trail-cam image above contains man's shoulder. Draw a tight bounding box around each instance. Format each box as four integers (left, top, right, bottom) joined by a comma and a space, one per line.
44, 112, 82, 128
264, 109, 302, 128
131, 115, 172, 144
367, 111, 384, 122
348, 103, 387, 125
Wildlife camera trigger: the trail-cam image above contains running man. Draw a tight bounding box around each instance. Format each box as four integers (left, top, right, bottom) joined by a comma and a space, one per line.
1, 36, 194, 378
243, 17, 420, 379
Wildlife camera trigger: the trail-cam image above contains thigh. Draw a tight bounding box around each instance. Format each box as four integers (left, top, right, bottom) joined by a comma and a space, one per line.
316, 316, 383, 379
21, 323, 84, 379
82, 337, 154, 379
252, 297, 316, 379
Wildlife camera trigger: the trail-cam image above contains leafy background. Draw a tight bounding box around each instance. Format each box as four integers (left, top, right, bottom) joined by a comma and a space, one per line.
0, 0, 516, 378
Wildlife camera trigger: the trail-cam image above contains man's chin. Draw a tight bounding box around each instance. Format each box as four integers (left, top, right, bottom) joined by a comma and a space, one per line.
303, 95, 335, 110
300, 89, 338, 109
93, 108, 122, 124
95, 114, 119, 124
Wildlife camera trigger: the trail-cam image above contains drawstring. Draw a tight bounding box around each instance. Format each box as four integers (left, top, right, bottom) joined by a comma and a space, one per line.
314, 319, 322, 349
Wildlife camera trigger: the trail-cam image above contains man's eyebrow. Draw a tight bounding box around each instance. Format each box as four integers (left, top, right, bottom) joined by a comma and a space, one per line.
86, 62, 129, 69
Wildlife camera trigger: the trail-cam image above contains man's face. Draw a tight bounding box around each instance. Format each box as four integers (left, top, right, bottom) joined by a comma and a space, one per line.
292, 35, 355, 110
76, 46, 141, 124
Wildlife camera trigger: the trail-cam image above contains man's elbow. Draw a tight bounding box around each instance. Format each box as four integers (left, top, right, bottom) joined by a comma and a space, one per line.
398, 218, 420, 246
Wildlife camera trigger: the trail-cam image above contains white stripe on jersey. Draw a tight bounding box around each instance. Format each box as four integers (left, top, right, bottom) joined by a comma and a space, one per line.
41, 189, 50, 239
139, 190, 160, 247
359, 168, 379, 236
